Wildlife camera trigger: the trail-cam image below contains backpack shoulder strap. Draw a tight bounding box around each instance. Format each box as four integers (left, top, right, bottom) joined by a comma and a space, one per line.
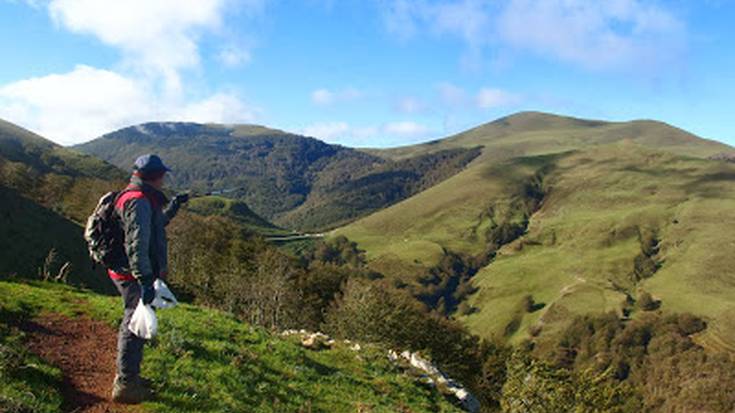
114, 187, 147, 212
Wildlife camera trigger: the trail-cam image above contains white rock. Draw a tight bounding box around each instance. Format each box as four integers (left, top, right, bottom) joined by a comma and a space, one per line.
386, 349, 480, 413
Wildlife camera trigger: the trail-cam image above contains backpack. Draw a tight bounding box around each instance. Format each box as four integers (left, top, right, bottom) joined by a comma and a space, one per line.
84, 190, 132, 268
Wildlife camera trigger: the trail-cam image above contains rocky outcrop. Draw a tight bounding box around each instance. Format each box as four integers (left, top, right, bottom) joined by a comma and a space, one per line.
388, 350, 480, 413
281, 329, 335, 350
281, 329, 480, 412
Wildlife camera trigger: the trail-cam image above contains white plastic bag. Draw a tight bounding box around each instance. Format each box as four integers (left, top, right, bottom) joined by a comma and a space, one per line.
151, 279, 178, 309
128, 300, 158, 339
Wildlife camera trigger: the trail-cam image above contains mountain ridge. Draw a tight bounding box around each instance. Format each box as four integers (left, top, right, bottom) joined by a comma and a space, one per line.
364, 111, 732, 160
75, 122, 481, 231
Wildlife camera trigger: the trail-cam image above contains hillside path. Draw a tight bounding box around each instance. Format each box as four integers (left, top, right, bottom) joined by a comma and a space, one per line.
559, 275, 587, 296
22, 313, 139, 413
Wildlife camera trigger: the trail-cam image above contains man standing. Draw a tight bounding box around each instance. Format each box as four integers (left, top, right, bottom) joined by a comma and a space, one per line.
107, 154, 188, 404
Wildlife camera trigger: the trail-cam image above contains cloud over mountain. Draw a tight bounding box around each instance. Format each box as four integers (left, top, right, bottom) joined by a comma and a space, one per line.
379, 0, 687, 73
0, 0, 263, 144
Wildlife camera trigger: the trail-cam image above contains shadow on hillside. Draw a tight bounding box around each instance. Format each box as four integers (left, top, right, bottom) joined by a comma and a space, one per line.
681, 170, 735, 198
0, 186, 115, 294
612, 163, 735, 199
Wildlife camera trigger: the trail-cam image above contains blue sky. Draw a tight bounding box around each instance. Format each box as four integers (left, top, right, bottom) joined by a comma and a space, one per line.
0, 0, 733, 147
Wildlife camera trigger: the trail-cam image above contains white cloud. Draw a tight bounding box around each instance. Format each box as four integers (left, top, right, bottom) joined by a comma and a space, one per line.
383, 121, 428, 137
378, 0, 421, 39
379, 0, 489, 68
0, 0, 264, 144
0, 65, 150, 144
497, 0, 685, 70
434, 82, 521, 110
175, 93, 258, 124
301, 121, 351, 140
0, 65, 257, 144
395, 96, 426, 114
47, 0, 239, 91
379, 0, 686, 73
475, 87, 521, 109
311, 89, 335, 105
436, 82, 467, 107
310, 87, 363, 106
218, 45, 252, 67
300, 120, 431, 146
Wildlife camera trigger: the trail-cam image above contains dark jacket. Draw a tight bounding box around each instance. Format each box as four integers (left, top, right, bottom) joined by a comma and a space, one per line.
108, 176, 181, 282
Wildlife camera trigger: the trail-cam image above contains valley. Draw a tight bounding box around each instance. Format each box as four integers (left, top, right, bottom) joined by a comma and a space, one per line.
336, 112, 735, 349
2, 111, 735, 412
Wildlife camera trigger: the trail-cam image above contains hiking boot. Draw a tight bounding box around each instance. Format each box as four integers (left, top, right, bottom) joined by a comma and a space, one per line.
111, 375, 152, 404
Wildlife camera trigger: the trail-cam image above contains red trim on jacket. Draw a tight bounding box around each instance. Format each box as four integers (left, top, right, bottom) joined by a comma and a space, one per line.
107, 269, 167, 282
108, 268, 136, 281
115, 186, 162, 211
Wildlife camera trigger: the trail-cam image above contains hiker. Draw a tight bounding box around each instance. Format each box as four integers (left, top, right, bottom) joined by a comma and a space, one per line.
107, 154, 188, 403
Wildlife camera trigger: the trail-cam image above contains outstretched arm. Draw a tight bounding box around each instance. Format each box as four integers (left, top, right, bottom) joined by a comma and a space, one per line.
163, 193, 189, 226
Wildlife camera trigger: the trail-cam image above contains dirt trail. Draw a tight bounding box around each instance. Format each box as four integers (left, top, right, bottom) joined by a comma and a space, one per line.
559, 275, 587, 296
22, 313, 139, 413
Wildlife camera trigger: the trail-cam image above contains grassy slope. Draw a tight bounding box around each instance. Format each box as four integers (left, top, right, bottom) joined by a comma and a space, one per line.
0, 119, 125, 293
0, 186, 113, 293
0, 280, 462, 413
336, 150, 545, 280
183, 197, 318, 257
0, 287, 63, 412
337, 112, 735, 348
464, 146, 735, 348
0, 119, 124, 184
187, 195, 288, 236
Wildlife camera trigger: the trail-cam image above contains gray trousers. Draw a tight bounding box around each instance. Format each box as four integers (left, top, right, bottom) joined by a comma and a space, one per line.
113, 279, 145, 381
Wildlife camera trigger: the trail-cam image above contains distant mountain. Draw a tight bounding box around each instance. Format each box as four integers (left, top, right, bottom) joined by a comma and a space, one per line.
76, 122, 480, 230
0, 119, 126, 292
367, 111, 731, 160
336, 111, 735, 352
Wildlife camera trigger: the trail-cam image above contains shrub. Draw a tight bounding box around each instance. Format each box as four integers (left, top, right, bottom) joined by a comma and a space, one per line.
323, 278, 427, 348
676, 313, 706, 335
501, 350, 641, 413
308, 235, 366, 267
542, 312, 735, 412
637, 292, 659, 311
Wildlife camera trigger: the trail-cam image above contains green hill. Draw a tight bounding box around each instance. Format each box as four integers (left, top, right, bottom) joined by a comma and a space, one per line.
0, 119, 126, 293
0, 280, 463, 413
366, 111, 730, 160
187, 195, 287, 236
336, 112, 735, 350
75, 122, 480, 231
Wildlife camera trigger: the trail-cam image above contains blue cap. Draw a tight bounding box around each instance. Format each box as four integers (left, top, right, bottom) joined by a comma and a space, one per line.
133, 154, 171, 176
